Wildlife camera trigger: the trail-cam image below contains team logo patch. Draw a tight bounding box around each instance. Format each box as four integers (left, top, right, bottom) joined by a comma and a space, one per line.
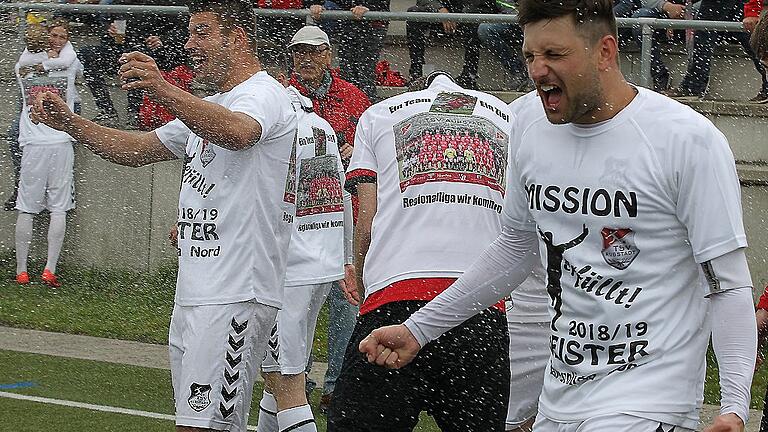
600, 227, 639, 270
188, 383, 212, 412
200, 139, 216, 167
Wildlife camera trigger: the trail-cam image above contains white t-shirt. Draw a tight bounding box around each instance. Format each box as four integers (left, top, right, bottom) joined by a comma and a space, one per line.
506, 93, 550, 323
347, 75, 513, 297
156, 71, 297, 308
504, 87, 747, 427
283, 86, 346, 286
16, 43, 82, 147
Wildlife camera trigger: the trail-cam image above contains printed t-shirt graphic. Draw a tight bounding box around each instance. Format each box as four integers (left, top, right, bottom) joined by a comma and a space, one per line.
346, 75, 513, 300
282, 86, 346, 286
16, 49, 81, 148
155, 71, 297, 308
503, 88, 747, 429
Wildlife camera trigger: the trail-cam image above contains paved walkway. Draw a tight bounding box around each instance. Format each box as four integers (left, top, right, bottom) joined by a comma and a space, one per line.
0, 326, 328, 386
0, 326, 763, 431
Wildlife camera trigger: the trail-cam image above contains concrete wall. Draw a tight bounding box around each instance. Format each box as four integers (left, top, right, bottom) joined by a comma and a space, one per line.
0, 20, 767, 290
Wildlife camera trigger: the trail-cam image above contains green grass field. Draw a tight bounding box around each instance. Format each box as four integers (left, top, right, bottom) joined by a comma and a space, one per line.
0, 253, 767, 431
0, 349, 441, 431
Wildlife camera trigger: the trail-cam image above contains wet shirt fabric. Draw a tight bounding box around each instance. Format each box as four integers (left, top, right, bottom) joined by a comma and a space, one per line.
504, 87, 747, 428
283, 86, 346, 286
346, 75, 513, 300
156, 71, 297, 308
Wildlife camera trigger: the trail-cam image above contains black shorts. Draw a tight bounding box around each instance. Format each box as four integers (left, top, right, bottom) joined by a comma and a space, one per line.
327, 300, 510, 432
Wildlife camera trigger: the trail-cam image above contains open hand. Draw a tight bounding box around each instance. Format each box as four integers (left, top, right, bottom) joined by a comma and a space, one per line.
350, 5, 369, 19
29, 91, 73, 132
358, 324, 421, 369
118, 51, 170, 97
310, 4, 324, 20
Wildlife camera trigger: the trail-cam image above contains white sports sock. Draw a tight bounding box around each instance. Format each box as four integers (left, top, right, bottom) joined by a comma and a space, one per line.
45, 212, 66, 274
15, 212, 33, 274
256, 391, 278, 432
277, 404, 316, 432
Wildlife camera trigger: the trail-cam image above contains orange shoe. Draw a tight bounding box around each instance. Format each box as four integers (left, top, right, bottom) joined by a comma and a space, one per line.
15, 272, 30, 285
41, 269, 61, 288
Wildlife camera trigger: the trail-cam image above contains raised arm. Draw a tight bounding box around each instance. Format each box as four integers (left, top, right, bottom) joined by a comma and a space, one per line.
119, 52, 262, 151
30, 91, 176, 167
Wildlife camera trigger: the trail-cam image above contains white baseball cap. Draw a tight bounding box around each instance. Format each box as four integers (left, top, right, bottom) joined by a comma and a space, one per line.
287, 26, 330, 48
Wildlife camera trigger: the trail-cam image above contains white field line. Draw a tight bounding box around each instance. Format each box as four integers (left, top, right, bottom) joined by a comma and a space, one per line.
0, 391, 258, 431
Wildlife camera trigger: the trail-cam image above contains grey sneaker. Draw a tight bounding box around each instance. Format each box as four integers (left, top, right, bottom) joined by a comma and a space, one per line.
749, 89, 768, 104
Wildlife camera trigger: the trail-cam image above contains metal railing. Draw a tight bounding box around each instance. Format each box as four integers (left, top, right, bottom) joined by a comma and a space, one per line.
0, 2, 750, 89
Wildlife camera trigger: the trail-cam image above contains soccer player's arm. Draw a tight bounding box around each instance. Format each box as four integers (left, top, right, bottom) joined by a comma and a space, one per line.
674, 123, 754, 430
119, 52, 268, 152
344, 110, 378, 305
30, 92, 176, 167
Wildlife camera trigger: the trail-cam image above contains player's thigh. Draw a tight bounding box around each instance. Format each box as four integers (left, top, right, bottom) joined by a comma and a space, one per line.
170, 301, 277, 431
16, 146, 47, 214
45, 145, 75, 213
327, 301, 427, 432
507, 321, 550, 429
262, 283, 331, 375
429, 308, 510, 432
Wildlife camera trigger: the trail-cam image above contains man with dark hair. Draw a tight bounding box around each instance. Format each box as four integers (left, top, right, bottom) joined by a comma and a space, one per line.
358, 1, 756, 431
30, 1, 298, 430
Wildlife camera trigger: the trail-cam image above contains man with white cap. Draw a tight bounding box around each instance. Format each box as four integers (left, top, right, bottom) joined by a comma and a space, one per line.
286, 25, 371, 413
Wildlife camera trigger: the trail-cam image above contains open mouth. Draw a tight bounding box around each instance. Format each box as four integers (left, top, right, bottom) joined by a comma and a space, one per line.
190, 54, 207, 70
540, 84, 563, 111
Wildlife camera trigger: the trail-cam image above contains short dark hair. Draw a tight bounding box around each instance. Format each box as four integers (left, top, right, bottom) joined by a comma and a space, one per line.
751, 10, 768, 61
188, 0, 257, 51
48, 18, 70, 34
517, 0, 617, 45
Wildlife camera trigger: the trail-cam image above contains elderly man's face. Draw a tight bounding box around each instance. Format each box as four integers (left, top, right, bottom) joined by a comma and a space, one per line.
291, 43, 331, 84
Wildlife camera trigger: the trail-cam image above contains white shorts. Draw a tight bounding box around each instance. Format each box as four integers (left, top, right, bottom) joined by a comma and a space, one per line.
532, 413, 694, 432
507, 320, 550, 428
16, 144, 75, 214
169, 300, 277, 431
261, 282, 332, 375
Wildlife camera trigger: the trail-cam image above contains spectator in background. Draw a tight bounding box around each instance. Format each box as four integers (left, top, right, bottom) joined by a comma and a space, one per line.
631, 0, 699, 92
285, 25, 369, 413
255, 0, 305, 63
404, 0, 460, 83
4, 24, 49, 212
78, 0, 188, 128
663, 0, 768, 102
15, 19, 82, 288
613, 0, 641, 47
309, 0, 388, 100
744, 0, 765, 32
477, 0, 531, 91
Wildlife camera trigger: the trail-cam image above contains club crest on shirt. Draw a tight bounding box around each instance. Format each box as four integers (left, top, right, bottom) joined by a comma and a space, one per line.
188, 383, 212, 412
200, 139, 216, 168
600, 227, 639, 270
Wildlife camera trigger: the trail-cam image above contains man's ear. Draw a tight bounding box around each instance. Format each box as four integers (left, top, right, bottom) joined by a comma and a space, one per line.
597, 34, 619, 71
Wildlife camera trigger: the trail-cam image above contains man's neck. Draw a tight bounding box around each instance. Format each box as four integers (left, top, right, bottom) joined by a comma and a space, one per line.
219, 57, 261, 92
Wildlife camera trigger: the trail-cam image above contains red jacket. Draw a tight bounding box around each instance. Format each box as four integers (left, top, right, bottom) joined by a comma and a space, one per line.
745, 0, 763, 18
758, 286, 768, 310
289, 70, 371, 152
